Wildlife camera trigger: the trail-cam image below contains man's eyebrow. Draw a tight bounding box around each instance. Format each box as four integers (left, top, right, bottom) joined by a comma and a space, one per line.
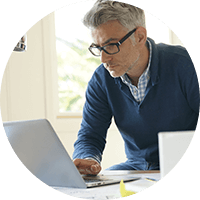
93, 38, 119, 47
102, 38, 118, 46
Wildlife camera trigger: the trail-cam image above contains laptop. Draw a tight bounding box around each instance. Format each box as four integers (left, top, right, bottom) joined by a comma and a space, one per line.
3, 119, 139, 188
158, 130, 195, 178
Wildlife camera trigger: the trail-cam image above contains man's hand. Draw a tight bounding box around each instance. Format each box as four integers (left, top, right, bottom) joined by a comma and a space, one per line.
73, 158, 101, 175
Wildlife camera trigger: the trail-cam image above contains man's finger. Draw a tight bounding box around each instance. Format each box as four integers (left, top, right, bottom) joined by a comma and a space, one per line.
91, 163, 101, 173
73, 158, 82, 167
73, 158, 101, 175
91, 165, 97, 172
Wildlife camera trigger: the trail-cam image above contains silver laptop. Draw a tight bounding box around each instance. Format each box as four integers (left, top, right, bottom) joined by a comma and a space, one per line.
3, 119, 139, 188
158, 130, 195, 178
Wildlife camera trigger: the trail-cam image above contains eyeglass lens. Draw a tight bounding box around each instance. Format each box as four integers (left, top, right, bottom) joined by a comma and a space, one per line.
90, 44, 119, 56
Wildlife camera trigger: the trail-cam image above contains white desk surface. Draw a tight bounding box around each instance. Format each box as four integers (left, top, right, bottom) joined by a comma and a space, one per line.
53, 170, 160, 199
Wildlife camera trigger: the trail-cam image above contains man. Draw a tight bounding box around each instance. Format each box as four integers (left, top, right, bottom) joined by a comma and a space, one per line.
73, 0, 199, 175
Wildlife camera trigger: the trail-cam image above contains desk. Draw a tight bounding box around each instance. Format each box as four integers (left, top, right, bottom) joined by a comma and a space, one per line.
53, 170, 160, 199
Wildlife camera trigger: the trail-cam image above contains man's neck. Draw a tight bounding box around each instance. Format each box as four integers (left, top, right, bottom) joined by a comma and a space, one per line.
127, 45, 150, 86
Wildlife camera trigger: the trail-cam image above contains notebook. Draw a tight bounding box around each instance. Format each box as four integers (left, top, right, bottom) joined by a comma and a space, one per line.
3, 119, 139, 188
158, 130, 195, 178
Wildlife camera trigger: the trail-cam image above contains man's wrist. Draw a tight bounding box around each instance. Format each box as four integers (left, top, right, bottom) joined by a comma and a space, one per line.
84, 157, 101, 165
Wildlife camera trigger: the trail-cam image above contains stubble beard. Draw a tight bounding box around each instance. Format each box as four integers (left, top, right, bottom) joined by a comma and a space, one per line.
124, 53, 140, 75
104, 53, 140, 78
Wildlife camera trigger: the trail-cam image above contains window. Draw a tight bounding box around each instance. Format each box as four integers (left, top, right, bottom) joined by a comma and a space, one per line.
54, 2, 173, 115
55, 2, 101, 115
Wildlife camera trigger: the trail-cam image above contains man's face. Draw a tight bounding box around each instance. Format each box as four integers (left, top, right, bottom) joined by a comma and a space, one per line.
91, 20, 140, 78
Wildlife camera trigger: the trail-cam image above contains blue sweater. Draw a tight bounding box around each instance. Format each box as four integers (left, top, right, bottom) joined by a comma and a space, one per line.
73, 38, 199, 169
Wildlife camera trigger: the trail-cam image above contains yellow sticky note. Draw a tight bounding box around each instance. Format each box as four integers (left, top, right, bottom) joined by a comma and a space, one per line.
120, 180, 136, 197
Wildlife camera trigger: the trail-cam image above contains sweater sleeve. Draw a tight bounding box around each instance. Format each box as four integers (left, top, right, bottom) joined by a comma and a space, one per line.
180, 55, 200, 115
186, 68, 200, 115
72, 70, 112, 163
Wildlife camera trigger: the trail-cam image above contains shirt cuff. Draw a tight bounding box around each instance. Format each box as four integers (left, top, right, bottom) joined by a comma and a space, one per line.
84, 157, 101, 165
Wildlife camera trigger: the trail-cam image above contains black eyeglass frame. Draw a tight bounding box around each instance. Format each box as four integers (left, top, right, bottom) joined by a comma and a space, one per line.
88, 28, 137, 56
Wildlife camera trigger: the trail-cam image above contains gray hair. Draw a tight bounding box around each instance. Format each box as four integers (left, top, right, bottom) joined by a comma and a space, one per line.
83, 0, 146, 41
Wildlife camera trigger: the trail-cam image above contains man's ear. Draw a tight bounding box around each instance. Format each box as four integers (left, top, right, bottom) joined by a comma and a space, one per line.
134, 26, 147, 49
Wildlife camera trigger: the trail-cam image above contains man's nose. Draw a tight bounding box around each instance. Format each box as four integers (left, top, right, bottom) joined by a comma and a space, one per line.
100, 50, 112, 63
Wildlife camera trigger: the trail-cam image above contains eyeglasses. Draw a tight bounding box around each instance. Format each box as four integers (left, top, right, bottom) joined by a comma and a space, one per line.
88, 28, 137, 56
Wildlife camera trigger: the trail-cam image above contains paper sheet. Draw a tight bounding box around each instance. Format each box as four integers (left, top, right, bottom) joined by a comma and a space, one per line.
53, 172, 160, 199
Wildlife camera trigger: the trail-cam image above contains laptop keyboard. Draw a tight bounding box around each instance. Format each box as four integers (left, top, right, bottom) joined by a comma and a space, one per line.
84, 178, 105, 183
82, 175, 111, 183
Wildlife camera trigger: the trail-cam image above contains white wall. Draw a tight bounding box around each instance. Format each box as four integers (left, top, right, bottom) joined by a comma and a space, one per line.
1, 21, 46, 122
0, 13, 126, 170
